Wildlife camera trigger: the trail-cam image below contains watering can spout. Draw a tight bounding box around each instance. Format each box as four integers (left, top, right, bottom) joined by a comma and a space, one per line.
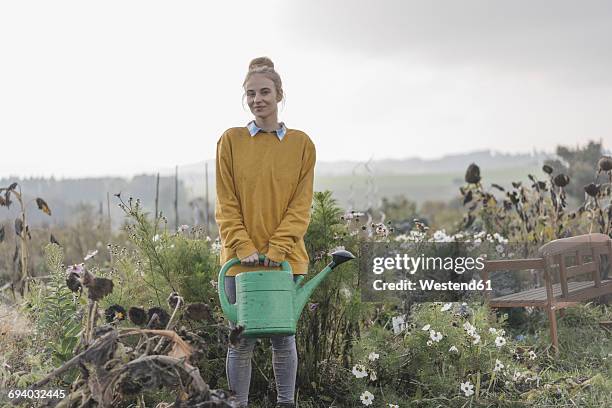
294, 249, 355, 319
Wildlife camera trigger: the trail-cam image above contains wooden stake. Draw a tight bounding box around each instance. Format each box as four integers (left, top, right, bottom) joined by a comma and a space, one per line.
174, 166, 179, 231
154, 172, 160, 220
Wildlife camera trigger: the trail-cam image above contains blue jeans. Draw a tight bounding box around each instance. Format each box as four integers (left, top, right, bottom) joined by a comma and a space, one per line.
225, 276, 298, 407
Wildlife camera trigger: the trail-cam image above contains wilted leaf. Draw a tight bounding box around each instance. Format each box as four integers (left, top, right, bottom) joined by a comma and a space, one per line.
229, 325, 245, 348
463, 190, 473, 205
0, 225, 4, 243
491, 183, 505, 192
36, 198, 52, 215
14, 218, 23, 236
50, 233, 61, 246
7, 182, 17, 191
0, 195, 5, 206
464, 214, 475, 229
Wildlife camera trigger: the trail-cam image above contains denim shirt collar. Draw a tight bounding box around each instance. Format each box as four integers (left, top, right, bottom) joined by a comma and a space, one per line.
246, 120, 287, 141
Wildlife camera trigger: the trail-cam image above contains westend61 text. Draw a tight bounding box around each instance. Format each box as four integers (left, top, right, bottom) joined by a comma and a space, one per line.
372, 279, 492, 291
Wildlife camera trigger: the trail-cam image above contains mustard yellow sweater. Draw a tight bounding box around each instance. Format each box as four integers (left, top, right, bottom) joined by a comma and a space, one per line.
215, 126, 316, 276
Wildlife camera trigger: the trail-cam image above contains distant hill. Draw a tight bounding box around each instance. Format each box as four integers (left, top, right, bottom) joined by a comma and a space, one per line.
1, 150, 552, 229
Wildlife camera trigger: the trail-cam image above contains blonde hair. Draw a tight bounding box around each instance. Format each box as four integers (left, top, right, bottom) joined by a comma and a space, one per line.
243, 57, 284, 102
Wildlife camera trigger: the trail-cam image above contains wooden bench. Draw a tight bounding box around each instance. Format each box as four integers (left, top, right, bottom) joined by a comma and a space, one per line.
482, 233, 612, 353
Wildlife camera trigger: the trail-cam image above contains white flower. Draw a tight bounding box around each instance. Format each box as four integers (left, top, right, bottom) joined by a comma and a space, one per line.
392, 314, 407, 334
352, 364, 368, 379
496, 244, 505, 254
426, 340, 433, 346
529, 350, 537, 360
449, 345, 459, 353
211, 239, 221, 254
153, 234, 161, 242
388, 404, 399, 408
463, 322, 475, 332
430, 330, 443, 342
441, 303, 453, 312
513, 371, 522, 382
489, 328, 497, 334
495, 336, 506, 348
472, 334, 481, 344
433, 230, 449, 242
360, 390, 374, 406
422, 324, 431, 331
493, 359, 504, 372
460, 381, 474, 397
368, 352, 379, 361
84, 249, 98, 261
369, 370, 377, 381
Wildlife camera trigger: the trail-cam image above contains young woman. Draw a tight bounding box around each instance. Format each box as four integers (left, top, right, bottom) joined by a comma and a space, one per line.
215, 57, 316, 407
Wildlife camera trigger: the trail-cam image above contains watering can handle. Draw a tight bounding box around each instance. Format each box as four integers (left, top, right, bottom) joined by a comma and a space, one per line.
217, 254, 293, 323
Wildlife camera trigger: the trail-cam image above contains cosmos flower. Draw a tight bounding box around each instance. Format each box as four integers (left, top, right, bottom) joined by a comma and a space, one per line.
495, 336, 507, 347
368, 352, 379, 361
352, 364, 368, 379
360, 390, 374, 406
430, 330, 443, 342
449, 345, 459, 353
493, 359, 504, 372
460, 381, 474, 397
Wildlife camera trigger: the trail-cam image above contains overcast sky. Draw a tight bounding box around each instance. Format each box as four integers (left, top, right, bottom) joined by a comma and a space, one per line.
1, 0, 611, 178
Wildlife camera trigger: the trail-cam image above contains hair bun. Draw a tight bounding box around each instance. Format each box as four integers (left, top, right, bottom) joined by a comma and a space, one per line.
248, 57, 275, 71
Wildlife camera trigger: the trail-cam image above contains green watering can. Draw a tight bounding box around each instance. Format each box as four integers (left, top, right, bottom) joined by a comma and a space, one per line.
218, 249, 355, 337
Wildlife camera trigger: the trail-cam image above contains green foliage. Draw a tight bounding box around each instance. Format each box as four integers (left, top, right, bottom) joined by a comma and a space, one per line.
113, 195, 218, 306
30, 243, 82, 366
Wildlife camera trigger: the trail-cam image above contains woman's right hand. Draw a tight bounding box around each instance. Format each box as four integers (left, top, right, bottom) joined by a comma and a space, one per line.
240, 252, 260, 266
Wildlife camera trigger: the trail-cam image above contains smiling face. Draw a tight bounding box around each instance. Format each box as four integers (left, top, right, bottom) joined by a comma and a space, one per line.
245, 73, 280, 121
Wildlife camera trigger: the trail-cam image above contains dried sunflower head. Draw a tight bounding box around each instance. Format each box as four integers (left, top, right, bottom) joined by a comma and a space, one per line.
584, 183, 600, 197
553, 174, 570, 188
105, 304, 126, 323
128, 307, 147, 326
87, 277, 114, 301
147, 307, 170, 329
542, 164, 553, 175
184, 303, 212, 321
598, 156, 612, 172
66, 272, 82, 293
465, 163, 481, 184
167, 292, 183, 309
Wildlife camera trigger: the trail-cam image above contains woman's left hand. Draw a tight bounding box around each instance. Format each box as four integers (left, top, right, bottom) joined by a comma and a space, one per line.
263, 256, 280, 267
